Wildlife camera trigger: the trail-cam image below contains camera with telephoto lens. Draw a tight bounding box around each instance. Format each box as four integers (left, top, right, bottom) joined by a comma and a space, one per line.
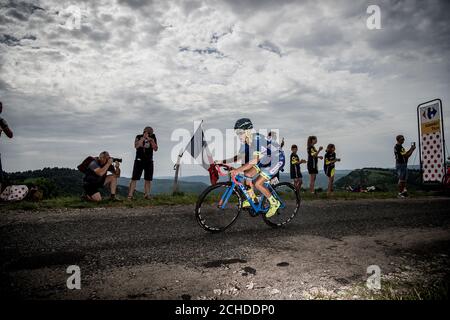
112, 158, 122, 163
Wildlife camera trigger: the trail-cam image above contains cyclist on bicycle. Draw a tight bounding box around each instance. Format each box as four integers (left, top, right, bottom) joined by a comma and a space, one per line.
218, 137, 256, 207
229, 118, 285, 218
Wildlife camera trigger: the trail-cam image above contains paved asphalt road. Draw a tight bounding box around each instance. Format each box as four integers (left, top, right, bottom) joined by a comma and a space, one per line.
1, 197, 449, 299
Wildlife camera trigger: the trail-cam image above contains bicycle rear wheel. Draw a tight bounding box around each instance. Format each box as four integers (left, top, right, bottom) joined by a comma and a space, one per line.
195, 182, 242, 233
263, 182, 300, 228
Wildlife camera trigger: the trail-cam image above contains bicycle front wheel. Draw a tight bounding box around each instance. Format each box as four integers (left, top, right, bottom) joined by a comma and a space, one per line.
263, 182, 300, 228
442, 174, 450, 195
195, 182, 242, 233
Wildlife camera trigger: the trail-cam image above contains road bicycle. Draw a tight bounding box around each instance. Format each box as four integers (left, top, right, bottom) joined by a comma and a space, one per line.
442, 157, 450, 194
195, 163, 300, 233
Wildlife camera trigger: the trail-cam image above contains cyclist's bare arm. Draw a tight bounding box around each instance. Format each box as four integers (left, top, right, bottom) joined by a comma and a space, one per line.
221, 154, 243, 164
232, 158, 258, 175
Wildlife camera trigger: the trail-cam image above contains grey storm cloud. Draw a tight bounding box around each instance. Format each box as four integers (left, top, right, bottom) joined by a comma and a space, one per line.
1, 0, 45, 20
258, 40, 282, 57
117, 0, 153, 9
292, 22, 345, 51
0, 33, 36, 46
366, 0, 450, 57
0, 78, 10, 90
80, 25, 112, 42
179, 46, 225, 57
180, 0, 203, 16
0, 0, 449, 176
223, 0, 296, 15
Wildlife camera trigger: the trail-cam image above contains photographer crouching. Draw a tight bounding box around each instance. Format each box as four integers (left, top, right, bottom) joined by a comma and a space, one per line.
80, 151, 121, 202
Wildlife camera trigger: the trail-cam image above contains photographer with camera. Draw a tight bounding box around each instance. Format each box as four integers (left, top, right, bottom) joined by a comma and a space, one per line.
394, 135, 416, 198
82, 151, 121, 202
128, 126, 158, 200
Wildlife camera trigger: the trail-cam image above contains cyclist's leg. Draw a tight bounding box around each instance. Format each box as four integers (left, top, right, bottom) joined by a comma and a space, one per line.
241, 166, 258, 207
243, 166, 258, 179
254, 174, 272, 198
255, 164, 282, 218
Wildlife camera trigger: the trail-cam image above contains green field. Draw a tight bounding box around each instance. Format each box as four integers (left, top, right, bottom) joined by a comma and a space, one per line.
2, 166, 445, 212
1, 189, 445, 212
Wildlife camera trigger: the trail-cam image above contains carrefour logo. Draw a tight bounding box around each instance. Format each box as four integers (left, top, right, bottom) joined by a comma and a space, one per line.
422, 105, 438, 121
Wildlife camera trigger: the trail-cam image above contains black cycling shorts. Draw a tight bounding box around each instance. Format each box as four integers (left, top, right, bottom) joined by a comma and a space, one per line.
132, 160, 154, 181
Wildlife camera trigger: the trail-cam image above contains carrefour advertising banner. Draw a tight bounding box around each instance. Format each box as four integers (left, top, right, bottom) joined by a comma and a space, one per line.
417, 99, 445, 184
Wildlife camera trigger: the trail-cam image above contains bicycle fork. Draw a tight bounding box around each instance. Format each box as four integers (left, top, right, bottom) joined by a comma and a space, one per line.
218, 183, 235, 209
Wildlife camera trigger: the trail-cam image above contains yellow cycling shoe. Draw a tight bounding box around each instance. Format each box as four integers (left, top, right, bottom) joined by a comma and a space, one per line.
242, 200, 251, 208
265, 199, 280, 218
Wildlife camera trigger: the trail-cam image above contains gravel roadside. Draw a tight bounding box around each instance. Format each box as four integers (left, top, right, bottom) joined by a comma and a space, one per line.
1, 197, 449, 299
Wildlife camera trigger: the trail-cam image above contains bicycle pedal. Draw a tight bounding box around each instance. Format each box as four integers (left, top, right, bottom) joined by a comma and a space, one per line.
249, 210, 258, 217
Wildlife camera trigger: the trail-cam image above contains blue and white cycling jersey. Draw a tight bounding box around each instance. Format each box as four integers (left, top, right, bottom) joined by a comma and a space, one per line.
238, 133, 285, 178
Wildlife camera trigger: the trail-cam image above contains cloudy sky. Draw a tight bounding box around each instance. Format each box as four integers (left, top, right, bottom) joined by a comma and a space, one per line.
0, 0, 449, 177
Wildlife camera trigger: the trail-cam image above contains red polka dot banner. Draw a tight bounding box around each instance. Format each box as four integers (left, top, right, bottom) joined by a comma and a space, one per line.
418, 100, 445, 184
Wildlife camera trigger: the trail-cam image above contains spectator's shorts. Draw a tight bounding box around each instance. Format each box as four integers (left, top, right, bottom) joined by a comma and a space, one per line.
290, 167, 302, 179
324, 166, 335, 178
307, 166, 318, 175
396, 163, 408, 181
83, 175, 115, 196
83, 182, 103, 197
307, 159, 318, 175
132, 159, 154, 181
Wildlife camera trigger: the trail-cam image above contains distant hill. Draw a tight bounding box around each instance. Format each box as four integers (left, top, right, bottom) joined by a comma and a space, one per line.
117, 177, 207, 194
4, 168, 207, 197
335, 167, 422, 191
5, 167, 130, 198
6, 167, 86, 197
160, 170, 352, 190
6, 167, 413, 198
277, 171, 352, 189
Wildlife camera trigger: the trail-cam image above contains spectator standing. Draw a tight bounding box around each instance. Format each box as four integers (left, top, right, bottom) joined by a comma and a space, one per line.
394, 135, 416, 198
324, 144, 341, 196
128, 126, 158, 199
307, 136, 323, 194
290, 144, 306, 192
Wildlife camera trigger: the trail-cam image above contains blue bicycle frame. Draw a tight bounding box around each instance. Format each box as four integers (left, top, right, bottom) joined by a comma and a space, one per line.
218, 174, 286, 214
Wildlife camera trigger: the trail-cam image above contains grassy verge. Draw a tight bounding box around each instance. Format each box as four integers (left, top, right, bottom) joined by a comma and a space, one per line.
0, 190, 445, 212
302, 269, 450, 300
339, 276, 450, 300
301, 190, 443, 201
366, 279, 449, 300
0, 194, 200, 211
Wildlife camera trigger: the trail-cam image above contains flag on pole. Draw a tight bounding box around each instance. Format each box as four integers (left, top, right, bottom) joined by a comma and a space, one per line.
181, 121, 218, 185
